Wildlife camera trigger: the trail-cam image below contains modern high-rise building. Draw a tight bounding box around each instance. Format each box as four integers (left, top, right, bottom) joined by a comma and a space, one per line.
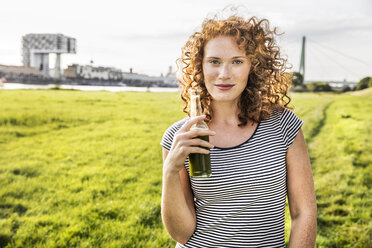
22, 34, 76, 78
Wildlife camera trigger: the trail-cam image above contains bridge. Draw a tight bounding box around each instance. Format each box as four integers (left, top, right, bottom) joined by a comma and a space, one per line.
290, 36, 371, 86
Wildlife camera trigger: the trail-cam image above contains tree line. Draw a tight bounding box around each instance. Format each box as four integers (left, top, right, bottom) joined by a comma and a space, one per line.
290, 72, 372, 92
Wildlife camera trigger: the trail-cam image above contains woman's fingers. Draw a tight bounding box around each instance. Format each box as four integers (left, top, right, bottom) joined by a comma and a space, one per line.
168, 116, 215, 167
179, 115, 207, 132
188, 146, 210, 154
184, 138, 214, 149
186, 129, 216, 138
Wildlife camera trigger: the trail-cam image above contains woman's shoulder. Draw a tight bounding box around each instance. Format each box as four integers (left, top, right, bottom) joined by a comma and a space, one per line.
164, 117, 189, 134
263, 107, 298, 123
266, 107, 303, 149
160, 117, 189, 151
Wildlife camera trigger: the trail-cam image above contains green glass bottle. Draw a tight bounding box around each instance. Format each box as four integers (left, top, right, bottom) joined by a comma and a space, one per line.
188, 88, 212, 178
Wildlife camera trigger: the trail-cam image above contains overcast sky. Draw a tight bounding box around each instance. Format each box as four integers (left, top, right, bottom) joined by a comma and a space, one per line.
0, 0, 371, 82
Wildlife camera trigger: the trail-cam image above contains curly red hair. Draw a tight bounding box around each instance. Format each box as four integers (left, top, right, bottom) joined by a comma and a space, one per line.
179, 15, 292, 126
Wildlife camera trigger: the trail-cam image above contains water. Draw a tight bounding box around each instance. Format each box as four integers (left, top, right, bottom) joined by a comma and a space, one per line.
0, 83, 180, 92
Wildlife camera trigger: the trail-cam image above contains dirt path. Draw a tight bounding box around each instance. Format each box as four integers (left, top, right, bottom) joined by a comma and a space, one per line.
349, 87, 372, 96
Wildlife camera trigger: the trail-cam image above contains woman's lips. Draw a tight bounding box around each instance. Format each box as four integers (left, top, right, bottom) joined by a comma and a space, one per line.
215, 84, 234, 90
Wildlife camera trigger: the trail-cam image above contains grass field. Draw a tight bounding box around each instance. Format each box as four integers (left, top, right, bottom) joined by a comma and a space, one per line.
0, 89, 371, 247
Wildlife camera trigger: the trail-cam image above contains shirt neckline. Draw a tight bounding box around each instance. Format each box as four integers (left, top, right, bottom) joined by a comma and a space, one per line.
213, 122, 260, 150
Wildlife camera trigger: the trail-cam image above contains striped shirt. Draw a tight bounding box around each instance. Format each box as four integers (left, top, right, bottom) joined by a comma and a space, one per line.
160, 108, 303, 248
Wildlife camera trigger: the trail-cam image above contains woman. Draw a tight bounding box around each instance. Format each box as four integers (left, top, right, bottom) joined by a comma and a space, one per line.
160, 15, 317, 247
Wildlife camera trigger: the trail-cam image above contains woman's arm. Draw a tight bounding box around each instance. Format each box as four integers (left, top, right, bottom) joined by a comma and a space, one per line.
162, 148, 196, 244
287, 129, 317, 247
161, 116, 215, 244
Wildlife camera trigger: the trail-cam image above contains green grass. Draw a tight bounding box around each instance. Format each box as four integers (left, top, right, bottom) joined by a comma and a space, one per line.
306, 94, 372, 247
0, 90, 371, 247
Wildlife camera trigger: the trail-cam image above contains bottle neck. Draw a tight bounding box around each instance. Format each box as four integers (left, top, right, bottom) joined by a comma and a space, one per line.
190, 95, 208, 130
190, 95, 203, 117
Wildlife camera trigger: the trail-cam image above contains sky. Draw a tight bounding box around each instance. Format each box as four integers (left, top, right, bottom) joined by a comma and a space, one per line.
0, 0, 371, 82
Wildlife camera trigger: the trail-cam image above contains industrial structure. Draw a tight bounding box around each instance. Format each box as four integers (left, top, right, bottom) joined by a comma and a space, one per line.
22, 33, 76, 78
64, 64, 123, 82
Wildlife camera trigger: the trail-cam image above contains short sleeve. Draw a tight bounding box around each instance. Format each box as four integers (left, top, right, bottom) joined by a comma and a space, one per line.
160, 118, 188, 151
280, 108, 303, 150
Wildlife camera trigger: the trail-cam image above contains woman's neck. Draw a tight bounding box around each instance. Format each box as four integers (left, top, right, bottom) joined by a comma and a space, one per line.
210, 100, 240, 127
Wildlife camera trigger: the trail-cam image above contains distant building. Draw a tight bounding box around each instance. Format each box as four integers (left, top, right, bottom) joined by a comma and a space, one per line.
64, 64, 122, 81
162, 66, 178, 86
0, 64, 42, 77
122, 66, 177, 87
326, 80, 357, 90
0, 64, 51, 83
122, 68, 162, 85
22, 33, 76, 78
122, 70, 160, 82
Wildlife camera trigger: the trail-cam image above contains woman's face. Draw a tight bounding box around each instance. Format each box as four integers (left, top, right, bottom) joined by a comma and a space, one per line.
202, 36, 251, 104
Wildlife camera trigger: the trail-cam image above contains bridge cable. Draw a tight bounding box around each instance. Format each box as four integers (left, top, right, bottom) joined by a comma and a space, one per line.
308, 38, 372, 68
308, 41, 362, 79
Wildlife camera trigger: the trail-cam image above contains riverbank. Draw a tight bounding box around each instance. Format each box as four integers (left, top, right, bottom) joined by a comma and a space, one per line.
0, 82, 179, 92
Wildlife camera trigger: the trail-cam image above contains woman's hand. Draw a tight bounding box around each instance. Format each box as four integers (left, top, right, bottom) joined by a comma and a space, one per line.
164, 115, 215, 174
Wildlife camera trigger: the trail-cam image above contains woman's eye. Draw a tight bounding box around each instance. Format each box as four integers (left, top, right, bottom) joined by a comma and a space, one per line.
233, 60, 243, 64
209, 60, 219, 64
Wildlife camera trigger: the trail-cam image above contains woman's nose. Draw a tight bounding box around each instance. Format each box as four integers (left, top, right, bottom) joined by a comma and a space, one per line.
218, 64, 231, 80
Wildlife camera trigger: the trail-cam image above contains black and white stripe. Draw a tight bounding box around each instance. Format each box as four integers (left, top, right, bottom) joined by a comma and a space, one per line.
161, 108, 303, 248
